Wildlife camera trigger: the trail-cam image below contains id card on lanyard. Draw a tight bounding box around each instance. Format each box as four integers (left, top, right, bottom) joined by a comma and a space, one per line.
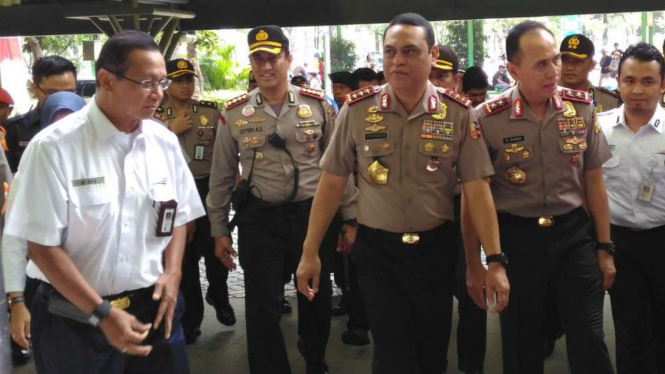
156, 200, 177, 237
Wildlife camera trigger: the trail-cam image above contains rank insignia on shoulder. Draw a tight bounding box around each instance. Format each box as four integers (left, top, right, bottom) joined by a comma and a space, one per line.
198, 100, 219, 110
438, 87, 472, 108
156, 106, 164, 113
347, 86, 382, 105
299, 87, 325, 100
482, 97, 512, 116
153, 112, 169, 122
560, 88, 592, 104
595, 87, 619, 98
224, 94, 250, 110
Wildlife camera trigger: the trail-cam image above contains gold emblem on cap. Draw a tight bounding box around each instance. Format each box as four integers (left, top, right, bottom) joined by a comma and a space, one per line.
298, 105, 312, 119
563, 101, 577, 118
256, 30, 269, 41
177, 60, 188, 69
568, 36, 580, 50
200, 116, 209, 126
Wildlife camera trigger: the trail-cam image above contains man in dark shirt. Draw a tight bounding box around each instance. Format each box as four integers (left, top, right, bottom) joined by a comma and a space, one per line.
492, 65, 510, 92
3, 56, 77, 172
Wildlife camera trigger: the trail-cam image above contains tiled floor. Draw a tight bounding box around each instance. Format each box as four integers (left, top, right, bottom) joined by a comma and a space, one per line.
13, 294, 617, 374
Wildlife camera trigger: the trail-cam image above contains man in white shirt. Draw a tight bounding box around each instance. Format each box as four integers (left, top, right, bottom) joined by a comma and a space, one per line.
3, 30, 204, 374
599, 42, 665, 374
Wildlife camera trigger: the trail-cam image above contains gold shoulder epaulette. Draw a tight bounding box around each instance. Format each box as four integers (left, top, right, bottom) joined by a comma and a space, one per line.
299, 86, 325, 100
560, 88, 592, 104
346, 86, 381, 105
438, 87, 472, 108
224, 94, 250, 110
198, 100, 218, 109
595, 87, 619, 98
482, 97, 512, 116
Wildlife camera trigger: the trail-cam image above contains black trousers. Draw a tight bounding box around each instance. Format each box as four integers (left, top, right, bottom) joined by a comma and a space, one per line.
451, 194, 487, 373
610, 224, 665, 374
332, 250, 370, 332
179, 176, 229, 330
31, 285, 189, 374
352, 223, 456, 374
236, 197, 341, 374
498, 208, 613, 374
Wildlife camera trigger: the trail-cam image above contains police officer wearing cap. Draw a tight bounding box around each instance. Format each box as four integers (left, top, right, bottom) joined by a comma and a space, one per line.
297, 13, 509, 374
207, 25, 357, 374
560, 34, 621, 114
429, 44, 487, 374
429, 44, 461, 90
155, 58, 235, 344
463, 21, 615, 374
599, 43, 665, 374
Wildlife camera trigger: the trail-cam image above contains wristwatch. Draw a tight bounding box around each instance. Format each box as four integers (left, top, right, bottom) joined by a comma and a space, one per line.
486, 253, 508, 267
596, 242, 616, 256
343, 218, 358, 228
89, 300, 112, 327
7, 296, 24, 308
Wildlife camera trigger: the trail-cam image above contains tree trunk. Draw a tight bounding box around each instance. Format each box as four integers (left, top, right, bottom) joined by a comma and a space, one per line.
26, 36, 42, 61
602, 14, 608, 46
186, 38, 204, 98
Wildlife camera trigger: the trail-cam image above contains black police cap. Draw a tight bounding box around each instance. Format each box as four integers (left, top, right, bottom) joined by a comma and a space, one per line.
434, 45, 459, 71
560, 34, 595, 59
248, 25, 289, 55
167, 58, 196, 78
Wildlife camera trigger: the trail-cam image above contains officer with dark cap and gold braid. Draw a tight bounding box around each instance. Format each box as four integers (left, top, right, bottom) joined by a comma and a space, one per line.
560, 34, 621, 114
207, 25, 357, 374
156, 58, 235, 345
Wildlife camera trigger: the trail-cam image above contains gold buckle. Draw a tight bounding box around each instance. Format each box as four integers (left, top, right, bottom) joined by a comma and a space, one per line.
538, 216, 554, 228
402, 233, 420, 244
110, 296, 131, 310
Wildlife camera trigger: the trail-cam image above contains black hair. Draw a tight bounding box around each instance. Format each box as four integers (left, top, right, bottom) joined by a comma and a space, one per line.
618, 42, 665, 79
31, 56, 77, 85
462, 66, 489, 92
383, 13, 436, 49
505, 21, 554, 63
376, 71, 385, 82
95, 30, 160, 83
352, 67, 378, 83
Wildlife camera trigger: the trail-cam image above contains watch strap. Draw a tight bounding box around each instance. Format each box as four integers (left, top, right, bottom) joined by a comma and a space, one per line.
89, 299, 112, 327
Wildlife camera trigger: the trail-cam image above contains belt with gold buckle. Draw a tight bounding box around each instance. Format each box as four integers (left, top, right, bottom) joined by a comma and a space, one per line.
538, 216, 554, 228
110, 296, 131, 310
402, 233, 420, 244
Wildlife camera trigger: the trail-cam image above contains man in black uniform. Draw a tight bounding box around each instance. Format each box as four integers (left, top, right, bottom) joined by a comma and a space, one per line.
3, 56, 77, 172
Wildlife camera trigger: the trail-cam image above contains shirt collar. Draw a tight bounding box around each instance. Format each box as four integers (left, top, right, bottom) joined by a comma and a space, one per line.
90, 97, 144, 145
380, 82, 440, 120
616, 104, 664, 134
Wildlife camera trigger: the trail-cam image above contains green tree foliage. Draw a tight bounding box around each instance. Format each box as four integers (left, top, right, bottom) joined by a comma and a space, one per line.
199, 44, 250, 90
330, 36, 357, 72
441, 20, 485, 69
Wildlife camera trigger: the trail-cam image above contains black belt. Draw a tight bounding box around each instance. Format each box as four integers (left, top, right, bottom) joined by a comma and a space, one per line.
359, 222, 450, 245
248, 195, 313, 215
41, 281, 154, 310
497, 207, 586, 228
611, 223, 665, 235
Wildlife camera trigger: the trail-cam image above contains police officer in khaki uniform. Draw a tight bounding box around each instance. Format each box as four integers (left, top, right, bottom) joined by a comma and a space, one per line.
207, 25, 357, 374
155, 59, 234, 344
560, 34, 621, 114
429, 44, 487, 374
297, 13, 509, 374
463, 21, 615, 374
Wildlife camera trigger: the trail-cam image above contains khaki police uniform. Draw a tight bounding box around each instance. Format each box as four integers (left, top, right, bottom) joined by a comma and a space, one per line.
321, 82, 493, 373
476, 86, 614, 374
207, 84, 356, 374
155, 96, 233, 334
587, 82, 621, 114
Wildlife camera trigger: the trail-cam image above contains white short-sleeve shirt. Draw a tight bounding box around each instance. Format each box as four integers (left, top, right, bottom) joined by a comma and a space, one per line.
600, 104, 665, 230
4, 99, 205, 296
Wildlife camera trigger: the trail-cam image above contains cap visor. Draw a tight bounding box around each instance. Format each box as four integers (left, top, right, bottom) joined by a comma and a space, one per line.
249, 46, 282, 55
168, 70, 197, 78
433, 63, 453, 71
562, 51, 589, 59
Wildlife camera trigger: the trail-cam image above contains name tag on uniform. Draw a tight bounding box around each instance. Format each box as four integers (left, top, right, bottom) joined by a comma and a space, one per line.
638, 180, 655, 202
72, 177, 105, 188
194, 145, 205, 161
156, 200, 177, 237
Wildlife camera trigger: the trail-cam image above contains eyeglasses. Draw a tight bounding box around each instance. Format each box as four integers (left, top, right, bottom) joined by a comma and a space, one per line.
110, 71, 171, 91
36, 85, 77, 97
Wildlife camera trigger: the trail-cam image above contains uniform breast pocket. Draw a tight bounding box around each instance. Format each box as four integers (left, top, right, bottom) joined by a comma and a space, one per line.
417, 139, 453, 182
148, 184, 178, 239
602, 155, 621, 191
358, 140, 394, 184
295, 127, 323, 156
558, 136, 588, 154
69, 188, 113, 223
